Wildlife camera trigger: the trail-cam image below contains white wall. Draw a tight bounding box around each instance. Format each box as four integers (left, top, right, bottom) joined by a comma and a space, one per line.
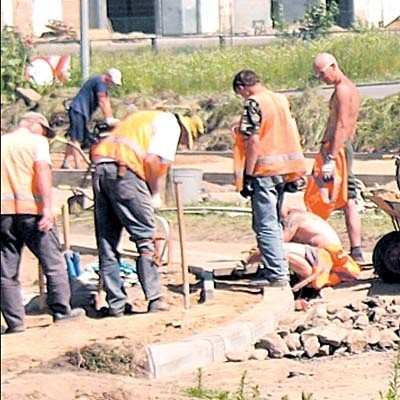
199, 0, 220, 33
354, 0, 400, 27
32, 0, 62, 37
1, 0, 13, 27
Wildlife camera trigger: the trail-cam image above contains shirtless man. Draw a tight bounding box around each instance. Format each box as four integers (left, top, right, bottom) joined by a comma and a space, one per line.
280, 207, 342, 281
244, 207, 360, 291
312, 53, 364, 263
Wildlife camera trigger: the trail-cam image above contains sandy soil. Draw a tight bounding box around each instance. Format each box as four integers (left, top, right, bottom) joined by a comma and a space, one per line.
1, 155, 399, 400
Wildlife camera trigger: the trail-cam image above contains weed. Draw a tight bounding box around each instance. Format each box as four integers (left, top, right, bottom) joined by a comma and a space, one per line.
379, 344, 400, 400
185, 369, 261, 400
61, 343, 147, 377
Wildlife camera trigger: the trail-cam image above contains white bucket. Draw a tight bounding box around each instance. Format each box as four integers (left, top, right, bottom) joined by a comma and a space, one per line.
172, 168, 203, 205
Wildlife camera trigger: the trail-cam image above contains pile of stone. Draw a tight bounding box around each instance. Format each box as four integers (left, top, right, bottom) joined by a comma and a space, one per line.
226, 296, 399, 362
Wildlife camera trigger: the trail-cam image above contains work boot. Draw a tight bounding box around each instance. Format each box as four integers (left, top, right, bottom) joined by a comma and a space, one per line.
2, 325, 25, 335
147, 298, 170, 313
98, 303, 135, 318
53, 307, 86, 323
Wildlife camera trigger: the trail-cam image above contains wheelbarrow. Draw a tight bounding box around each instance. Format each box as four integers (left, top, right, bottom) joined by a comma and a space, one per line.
366, 189, 400, 283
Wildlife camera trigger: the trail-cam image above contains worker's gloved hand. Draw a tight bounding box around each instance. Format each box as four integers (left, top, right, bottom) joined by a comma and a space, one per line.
321, 159, 335, 182
284, 177, 307, 193
105, 117, 120, 126
240, 174, 255, 199
150, 193, 163, 210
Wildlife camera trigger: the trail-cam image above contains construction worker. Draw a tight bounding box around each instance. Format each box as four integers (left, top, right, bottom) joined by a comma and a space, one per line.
90, 110, 196, 316
244, 207, 360, 294
232, 69, 306, 287
1, 112, 85, 334
62, 68, 122, 169
306, 53, 364, 263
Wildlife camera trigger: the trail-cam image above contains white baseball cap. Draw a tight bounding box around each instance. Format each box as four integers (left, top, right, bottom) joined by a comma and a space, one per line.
107, 68, 122, 85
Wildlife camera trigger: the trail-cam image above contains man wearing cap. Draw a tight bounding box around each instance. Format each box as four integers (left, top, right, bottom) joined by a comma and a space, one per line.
310, 53, 364, 263
90, 110, 192, 316
1, 112, 85, 334
62, 68, 122, 169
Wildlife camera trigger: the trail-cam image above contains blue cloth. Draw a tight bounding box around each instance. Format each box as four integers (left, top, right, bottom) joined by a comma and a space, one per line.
66, 108, 90, 143
70, 75, 108, 120
251, 176, 289, 282
92, 162, 162, 315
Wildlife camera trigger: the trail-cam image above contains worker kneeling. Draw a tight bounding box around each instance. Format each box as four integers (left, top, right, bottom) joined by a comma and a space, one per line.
245, 207, 360, 295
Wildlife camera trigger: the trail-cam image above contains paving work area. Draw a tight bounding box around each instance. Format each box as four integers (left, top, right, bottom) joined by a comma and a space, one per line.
1, 153, 399, 399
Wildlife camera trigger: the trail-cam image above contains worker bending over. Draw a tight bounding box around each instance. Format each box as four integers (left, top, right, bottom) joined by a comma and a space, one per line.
90, 110, 196, 316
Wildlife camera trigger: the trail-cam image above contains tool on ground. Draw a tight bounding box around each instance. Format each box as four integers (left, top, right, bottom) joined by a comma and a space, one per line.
174, 180, 190, 309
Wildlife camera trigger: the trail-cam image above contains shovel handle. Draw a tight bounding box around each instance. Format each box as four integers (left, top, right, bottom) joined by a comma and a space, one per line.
174, 180, 190, 310
61, 203, 71, 251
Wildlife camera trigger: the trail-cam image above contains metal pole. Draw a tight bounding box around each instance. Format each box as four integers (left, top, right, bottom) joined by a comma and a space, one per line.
80, 0, 90, 82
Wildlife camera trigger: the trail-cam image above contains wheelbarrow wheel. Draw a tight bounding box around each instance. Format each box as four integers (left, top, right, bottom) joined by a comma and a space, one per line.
372, 231, 400, 283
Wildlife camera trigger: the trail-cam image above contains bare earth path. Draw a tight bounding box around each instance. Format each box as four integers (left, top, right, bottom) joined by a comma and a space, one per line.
1, 154, 399, 400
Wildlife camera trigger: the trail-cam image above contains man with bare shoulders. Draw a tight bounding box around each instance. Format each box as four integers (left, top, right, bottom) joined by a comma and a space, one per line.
244, 207, 360, 292
312, 53, 364, 263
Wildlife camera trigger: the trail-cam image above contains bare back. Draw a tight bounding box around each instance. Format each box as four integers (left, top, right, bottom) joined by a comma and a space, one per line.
283, 209, 342, 248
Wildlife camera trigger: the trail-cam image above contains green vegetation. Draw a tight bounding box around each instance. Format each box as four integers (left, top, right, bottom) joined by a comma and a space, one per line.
379, 344, 400, 400
1, 27, 399, 151
69, 30, 400, 96
185, 369, 261, 399
0, 26, 32, 102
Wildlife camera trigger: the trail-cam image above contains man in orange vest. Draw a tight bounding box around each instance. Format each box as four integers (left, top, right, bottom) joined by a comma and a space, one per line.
243, 207, 360, 294
232, 69, 306, 287
91, 110, 194, 316
310, 53, 364, 263
1, 112, 85, 334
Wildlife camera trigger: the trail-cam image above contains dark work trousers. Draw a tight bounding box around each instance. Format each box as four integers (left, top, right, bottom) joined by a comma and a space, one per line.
1, 215, 72, 329
93, 162, 162, 315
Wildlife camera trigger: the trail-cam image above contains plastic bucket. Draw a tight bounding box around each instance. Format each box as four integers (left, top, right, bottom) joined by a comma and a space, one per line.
172, 168, 203, 205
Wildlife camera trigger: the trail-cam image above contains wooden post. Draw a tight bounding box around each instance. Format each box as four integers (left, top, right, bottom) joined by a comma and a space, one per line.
174, 180, 190, 309
38, 262, 46, 311
61, 203, 70, 251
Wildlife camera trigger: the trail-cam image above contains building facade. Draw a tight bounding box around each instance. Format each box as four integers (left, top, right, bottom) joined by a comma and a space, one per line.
1, 0, 399, 38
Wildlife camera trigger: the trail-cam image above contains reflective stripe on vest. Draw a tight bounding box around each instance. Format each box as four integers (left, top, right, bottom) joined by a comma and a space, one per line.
233, 90, 306, 190
102, 136, 146, 161
1, 192, 43, 214
92, 110, 164, 180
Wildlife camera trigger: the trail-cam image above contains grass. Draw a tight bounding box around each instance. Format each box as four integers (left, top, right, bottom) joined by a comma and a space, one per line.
379, 344, 400, 400
39, 31, 400, 96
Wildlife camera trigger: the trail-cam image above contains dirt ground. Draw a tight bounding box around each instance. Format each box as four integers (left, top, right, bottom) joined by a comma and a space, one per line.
1, 155, 399, 400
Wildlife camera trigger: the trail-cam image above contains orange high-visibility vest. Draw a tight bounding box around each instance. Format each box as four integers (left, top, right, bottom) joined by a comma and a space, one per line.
1, 129, 46, 215
311, 244, 360, 290
304, 144, 348, 220
91, 110, 164, 180
233, 90, 306, 191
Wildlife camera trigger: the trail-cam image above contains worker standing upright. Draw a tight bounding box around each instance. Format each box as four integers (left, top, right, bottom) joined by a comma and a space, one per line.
232, 69, 306, 287
1, 112, 85, 334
